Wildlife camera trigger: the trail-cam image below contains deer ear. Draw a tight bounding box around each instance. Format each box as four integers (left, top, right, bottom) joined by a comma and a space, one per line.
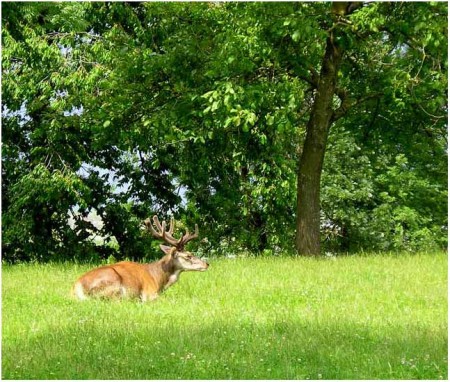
159, 244, 173, 255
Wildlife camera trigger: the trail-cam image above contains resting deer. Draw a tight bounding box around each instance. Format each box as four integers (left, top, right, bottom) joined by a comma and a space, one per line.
72, 216, 209, 301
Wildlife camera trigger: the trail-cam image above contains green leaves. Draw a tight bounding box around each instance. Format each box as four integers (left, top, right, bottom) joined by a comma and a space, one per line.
2, 2, 447, 261
3, 163, 92, 261
291, 30, 301, 42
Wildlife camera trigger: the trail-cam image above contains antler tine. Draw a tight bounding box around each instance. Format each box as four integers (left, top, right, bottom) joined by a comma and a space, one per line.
162, 217, 182, 246
179, 223, 199, 248
146, 215, 165, 238
152, 215, 164, 232
168, 217, 175, 235
193, 223, 199, 238
145, 217, 160, 238
146, 215, 178, 246
145, 215, 199, 249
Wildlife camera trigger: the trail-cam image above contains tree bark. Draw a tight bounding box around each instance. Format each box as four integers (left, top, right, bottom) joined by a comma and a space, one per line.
295, 33, 343, 256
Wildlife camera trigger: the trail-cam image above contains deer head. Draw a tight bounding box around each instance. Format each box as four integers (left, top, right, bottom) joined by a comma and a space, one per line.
144, 215, 208, 272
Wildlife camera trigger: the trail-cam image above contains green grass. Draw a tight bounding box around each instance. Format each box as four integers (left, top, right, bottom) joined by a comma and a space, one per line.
2, 252, 448, 379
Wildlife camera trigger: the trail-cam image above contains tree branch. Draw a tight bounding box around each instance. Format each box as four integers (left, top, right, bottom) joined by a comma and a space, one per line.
297, 66, 320, 89
332, 91, 383, 122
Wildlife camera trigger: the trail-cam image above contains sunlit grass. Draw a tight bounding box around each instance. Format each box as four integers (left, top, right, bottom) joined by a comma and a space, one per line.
2, 252, 447, 379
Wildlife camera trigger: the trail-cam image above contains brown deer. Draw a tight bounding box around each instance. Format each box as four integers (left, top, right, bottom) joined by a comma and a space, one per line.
72, 216, 209, 301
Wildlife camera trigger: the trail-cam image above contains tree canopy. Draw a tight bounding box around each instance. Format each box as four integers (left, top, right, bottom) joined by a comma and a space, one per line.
2, 2, 447, 262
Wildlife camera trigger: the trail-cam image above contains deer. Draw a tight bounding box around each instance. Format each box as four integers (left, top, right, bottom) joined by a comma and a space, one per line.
72, 215, 209, 301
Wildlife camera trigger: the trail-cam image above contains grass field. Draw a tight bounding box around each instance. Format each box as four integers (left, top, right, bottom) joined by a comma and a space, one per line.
2, 252, 448, 379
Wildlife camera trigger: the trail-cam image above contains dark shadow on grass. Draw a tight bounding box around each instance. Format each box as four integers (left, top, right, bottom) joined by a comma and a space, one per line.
2, 317, 447, 380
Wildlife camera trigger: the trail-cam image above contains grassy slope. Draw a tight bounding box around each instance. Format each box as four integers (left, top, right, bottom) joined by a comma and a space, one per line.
2, 253, 448, 380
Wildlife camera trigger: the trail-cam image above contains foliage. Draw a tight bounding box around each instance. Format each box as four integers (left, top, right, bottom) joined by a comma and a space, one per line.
322, 130, 447, 252
2, 2, 447, 261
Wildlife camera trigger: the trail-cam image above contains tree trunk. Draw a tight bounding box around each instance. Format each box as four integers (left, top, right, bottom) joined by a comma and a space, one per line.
295, 34, 343, 256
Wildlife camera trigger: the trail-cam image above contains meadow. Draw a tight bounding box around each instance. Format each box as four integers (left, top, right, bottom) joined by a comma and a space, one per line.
2, 252, 447, 380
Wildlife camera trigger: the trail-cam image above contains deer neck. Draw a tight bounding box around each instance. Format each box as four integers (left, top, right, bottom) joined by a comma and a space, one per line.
149, 254, 183, 292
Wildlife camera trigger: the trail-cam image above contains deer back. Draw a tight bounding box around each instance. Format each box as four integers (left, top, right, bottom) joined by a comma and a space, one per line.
73, 261, 161, 301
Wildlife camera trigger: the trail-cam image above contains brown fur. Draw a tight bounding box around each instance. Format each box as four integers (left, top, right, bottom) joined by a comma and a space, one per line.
72, 248, 208, 302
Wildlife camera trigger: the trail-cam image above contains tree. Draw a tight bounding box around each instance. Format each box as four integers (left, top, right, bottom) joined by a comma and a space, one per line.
2, 2, 447, 262
295, 1, 447, 255
295, 3, 354, 255
2, 2, 96, 261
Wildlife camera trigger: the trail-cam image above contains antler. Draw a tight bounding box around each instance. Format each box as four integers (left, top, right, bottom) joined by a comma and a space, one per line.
145, 215, 178, 247
144, 215, 199, 250
180, 223, 199, 248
